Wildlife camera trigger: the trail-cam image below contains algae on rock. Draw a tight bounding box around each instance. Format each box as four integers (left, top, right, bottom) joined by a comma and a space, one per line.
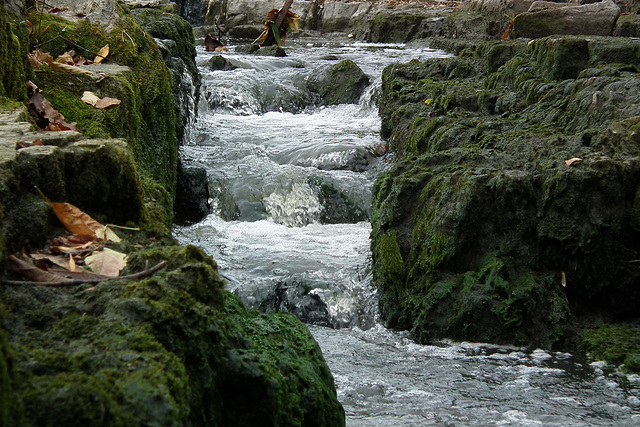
1, 244, 345, 426
373, 36, 640, 351
28, 9, 179, 228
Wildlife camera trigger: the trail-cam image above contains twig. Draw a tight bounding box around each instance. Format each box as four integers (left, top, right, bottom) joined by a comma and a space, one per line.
2, 260, 168, 287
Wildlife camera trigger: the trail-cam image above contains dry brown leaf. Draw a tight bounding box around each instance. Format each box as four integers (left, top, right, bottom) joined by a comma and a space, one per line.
95, 97, 121, 109
28, 49, 53, 68
81, 91, 100, 107
74, 56, 91, 66
30, 253, 76, 271
55, 51, 75, 65
85, 248, 127, 277
49, 201, 121, 242
49, 62, 94, 76
5, 255, 68, 283
82, 91, 121, 109
27, 81, 78, 132
565, 157, 582, 167
16, 139, 43, 149
68, 253, 77, 272
94, 44, 109, 64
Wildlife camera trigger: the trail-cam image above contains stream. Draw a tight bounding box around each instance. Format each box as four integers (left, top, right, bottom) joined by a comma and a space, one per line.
173, 37, 640, 425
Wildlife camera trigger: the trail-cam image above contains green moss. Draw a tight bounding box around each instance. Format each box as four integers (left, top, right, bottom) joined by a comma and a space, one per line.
0, 10, 31, 101
0, 309, 21, 427
374, 36, 640, 348
1, 244, 344, 426
581, 325, 640, 373
31, 10, 177, 223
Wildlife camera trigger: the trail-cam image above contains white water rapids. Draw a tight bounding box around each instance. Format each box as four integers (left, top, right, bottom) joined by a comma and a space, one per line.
173, 36, 640, 425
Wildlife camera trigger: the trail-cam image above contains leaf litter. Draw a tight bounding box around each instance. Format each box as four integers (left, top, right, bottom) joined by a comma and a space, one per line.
1, 190, 153, 286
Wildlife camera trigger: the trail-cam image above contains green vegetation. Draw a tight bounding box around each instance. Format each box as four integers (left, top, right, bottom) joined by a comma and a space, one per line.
30, 10, 178, 219
374, 36, 640, 350
1, 245, 345, 426
582, 325, 640, 373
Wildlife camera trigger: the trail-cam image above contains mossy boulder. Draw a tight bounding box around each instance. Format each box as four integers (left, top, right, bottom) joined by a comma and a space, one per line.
29, 9, 178, 211
130, 7, 201, 142
581, 325, 640, 373
374, 36, 640, 349
0, 244, 345, 425
307, 59, 370, 105
0, 137, 143, 255
0, 4, 30, 101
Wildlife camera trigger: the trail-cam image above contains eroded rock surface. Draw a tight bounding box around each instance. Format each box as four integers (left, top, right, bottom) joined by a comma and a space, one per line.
374, 36, 640, 348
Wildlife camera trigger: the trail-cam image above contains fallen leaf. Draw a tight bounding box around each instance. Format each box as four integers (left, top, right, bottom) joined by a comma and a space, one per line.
82, 91, 121, 109
85, 248, 127, 277
95, 97, 121, 109
81, 91, 100, 107
48, 7, 68, 13
5, 255, 67, 283
49, 62, 94, 76
565, 157, 582, 167
28, 49, 53, 68
30, 253, 76, 270
55, 51, 75, 65
48, 201, 121, 242
74, 56, 91, 66
16, 139, 43, 149
68, 253, 77, 272
94, 44, 109, 64
27, 81, 78, 132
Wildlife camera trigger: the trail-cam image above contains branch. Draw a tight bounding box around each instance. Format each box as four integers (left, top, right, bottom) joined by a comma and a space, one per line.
2, 260, 168, 287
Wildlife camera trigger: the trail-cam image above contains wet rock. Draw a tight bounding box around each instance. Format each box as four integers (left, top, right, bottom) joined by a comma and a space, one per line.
374, 36, 640, 349
308, 176, 369, 224
254, 45, 287, 57
228, 24, 263, 39
307, 59, 370, 105
235, 43, 260, 54
614, 12, 640, 37
207, 54, 237, 70
131, 8, 201, 144
173, 0, 205, 25
174, 161, 211, 225
513, 0, 621, 38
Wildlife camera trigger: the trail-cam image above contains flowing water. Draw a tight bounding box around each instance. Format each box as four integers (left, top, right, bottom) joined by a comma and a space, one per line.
173, 37, 640, 425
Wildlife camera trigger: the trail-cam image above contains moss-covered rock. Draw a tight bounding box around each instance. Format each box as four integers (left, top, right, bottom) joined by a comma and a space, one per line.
29, 9, 178, 215
307, 59, 370, 105
373, 36, 640, 349
0, 4, 31, 101
130, 7, 201, 142
0, 244, 345, 426
581, 325, 640, 373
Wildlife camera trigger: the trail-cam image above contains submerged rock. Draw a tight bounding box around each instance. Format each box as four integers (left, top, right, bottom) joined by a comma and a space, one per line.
307, 59, 370, 105
374, 36, 640, 349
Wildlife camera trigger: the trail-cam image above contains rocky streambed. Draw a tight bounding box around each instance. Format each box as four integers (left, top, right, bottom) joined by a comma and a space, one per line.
2, 0, 640, 425
0, 1, 345, 425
